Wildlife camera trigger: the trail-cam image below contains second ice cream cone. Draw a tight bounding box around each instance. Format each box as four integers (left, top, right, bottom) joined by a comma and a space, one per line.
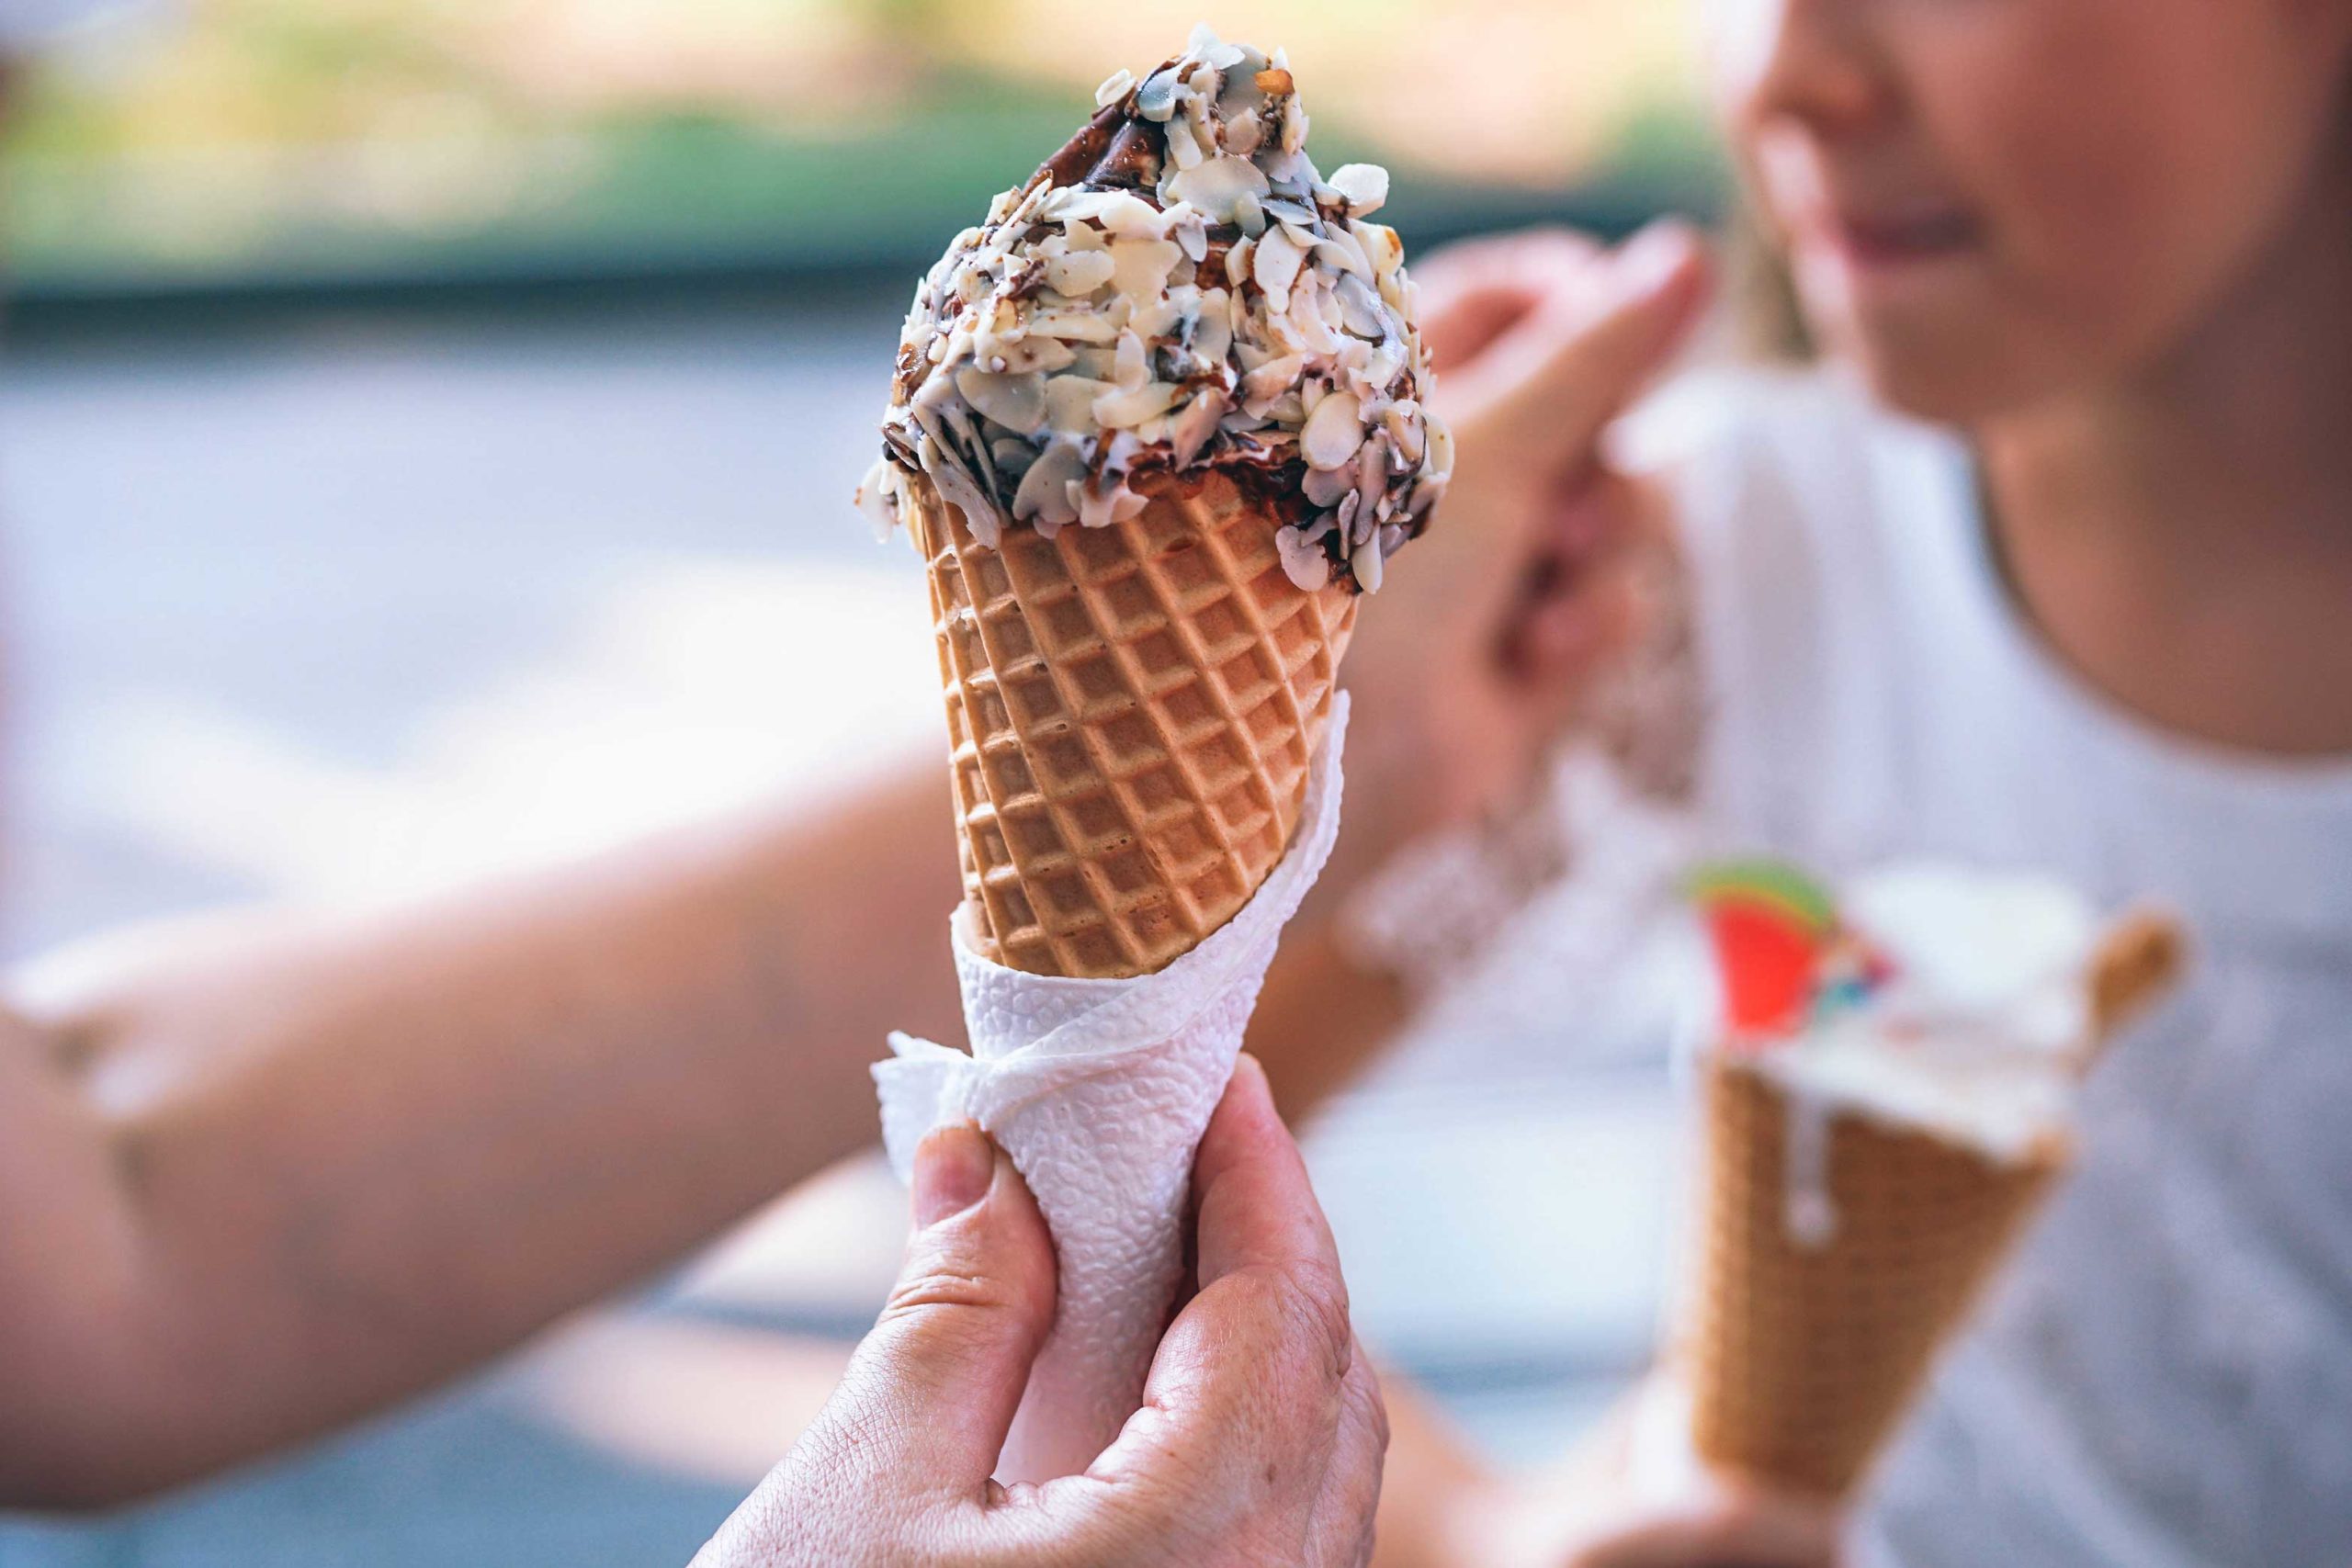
1683, 1058, 2059, 1496
1677, 865, 2188, 1497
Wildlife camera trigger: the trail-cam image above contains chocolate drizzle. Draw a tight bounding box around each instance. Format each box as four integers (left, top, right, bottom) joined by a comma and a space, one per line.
1036, 97, 1167, 193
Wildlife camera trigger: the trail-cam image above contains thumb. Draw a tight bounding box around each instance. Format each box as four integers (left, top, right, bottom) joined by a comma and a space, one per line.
807, 1123, 1057, 1495
1463, 219, 1711, 478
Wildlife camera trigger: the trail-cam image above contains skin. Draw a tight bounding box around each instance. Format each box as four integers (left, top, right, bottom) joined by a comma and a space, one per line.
694, 1058, 1387, 1568
0, 773, 967, 1504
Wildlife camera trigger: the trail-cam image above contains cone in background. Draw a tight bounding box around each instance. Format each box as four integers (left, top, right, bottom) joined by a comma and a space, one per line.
1681, 1058, 2060, 1497
909, 468, 1356, 978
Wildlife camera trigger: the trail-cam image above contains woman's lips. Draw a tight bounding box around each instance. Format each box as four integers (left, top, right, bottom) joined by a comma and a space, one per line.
1814, 206, 1984, 273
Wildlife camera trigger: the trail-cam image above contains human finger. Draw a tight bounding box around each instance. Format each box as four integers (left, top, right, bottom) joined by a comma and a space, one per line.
1304, 1346, 1391, 1568
1087, 1057, 1354, 1502
1413, 227, 1606, 372
797, 1124, 1057, 1497
1453, 220, 1713, 480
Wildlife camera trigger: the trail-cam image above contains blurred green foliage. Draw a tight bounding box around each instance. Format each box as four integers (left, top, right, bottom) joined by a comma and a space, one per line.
1, 1, 1722, 299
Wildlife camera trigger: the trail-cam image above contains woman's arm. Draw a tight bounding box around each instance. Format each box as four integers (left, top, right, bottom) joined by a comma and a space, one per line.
1, 763, 968, 1507
0, 757, 1401, 1512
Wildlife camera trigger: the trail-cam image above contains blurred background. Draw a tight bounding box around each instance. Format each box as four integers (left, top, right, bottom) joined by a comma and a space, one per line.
0, 2, 1720, 1562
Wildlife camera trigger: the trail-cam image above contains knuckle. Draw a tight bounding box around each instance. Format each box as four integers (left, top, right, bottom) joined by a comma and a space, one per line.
1229, 1260, 1353, 1388
1059, 1469, 1207, 1564
881, 1261, 1034, 1325
1350, 1357, 1392, 1457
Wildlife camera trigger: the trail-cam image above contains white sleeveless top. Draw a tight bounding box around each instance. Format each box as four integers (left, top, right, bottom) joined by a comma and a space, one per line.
1634, 369, 2352, 1568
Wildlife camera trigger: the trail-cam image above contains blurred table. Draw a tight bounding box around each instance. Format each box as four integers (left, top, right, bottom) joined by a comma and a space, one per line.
0, 296, 1681, 1564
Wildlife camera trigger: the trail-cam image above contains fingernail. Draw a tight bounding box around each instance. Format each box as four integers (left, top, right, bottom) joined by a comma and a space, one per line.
912, 1122, 997, 1229
1615, 219, 1702, 305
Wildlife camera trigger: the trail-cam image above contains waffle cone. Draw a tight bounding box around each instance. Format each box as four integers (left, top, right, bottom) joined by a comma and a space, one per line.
907, 469, 1356, 978
1681, 1057, 2060, 1497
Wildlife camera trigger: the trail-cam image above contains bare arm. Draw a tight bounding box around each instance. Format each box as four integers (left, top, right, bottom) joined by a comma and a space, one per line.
0, 221, 1705, 1511
0, 755, 1393, 1510
0, 762, 966, 1507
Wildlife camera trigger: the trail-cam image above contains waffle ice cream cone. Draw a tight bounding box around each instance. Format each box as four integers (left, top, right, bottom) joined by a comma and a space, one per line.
866, 28, 1451, 1479
1684, 1057, 2059, 1495
1678, 863, 2186, 1497
910, 468, 1355, 976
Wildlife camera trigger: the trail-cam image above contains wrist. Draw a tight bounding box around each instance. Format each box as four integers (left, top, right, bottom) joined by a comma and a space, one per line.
1434, 1470, 1529, 1568
1330, 788, 1571, 1002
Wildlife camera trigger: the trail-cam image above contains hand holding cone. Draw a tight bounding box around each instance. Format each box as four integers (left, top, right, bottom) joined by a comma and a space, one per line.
867, 27, 1444, 1482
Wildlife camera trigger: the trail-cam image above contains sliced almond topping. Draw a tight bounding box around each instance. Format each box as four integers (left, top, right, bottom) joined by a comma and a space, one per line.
1112, 328, 1149, 390
1044, 376, 1113, 434
1327, 163, 1390, 216
1094, 380, 1185, 430
1276, 524, 1331, 591
1109, 236, 1185, 303
1300, 389, 1364, 469
876, 28, 1445, 564
1094, 67, 1136, 107
1044, 249, 1117, 297
1252, 225, 1306, 308
955, 367, 1047, 435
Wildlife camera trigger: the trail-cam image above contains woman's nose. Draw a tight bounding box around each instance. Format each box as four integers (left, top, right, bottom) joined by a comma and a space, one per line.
1713, 0, 1892, 141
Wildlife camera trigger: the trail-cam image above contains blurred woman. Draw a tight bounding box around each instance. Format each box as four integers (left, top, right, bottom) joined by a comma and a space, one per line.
1331, 0, 2352, 1563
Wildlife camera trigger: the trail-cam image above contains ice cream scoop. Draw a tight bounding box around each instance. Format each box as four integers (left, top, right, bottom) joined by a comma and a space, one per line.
1697, 860, 2180, 1163
859, 23, 1451, 594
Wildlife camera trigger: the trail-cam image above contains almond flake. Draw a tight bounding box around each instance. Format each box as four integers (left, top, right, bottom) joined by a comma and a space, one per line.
1252, 226, 1306, 308
1327, 163, 1390, 215
1300, 389, 1364, 469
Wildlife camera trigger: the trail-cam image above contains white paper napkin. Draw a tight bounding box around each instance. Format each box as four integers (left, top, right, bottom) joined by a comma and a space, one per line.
876, 695, 1349, 1483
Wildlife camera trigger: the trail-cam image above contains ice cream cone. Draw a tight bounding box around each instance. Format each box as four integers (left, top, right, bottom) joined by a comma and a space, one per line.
1678, 882, 2188, 1497
910, 467, 1356, 977
866, 25, 1450, 1483
1682, 1058, 2060, 1497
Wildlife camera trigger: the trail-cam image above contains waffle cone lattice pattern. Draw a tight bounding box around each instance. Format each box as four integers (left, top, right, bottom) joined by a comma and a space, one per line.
1684, 1058, 2060, 1497
910, 471, 1356, 977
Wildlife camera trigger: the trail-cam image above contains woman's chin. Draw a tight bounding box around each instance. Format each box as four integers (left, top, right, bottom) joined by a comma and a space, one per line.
1790, 255, 2063, 423
1811, 307, 2062, 429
